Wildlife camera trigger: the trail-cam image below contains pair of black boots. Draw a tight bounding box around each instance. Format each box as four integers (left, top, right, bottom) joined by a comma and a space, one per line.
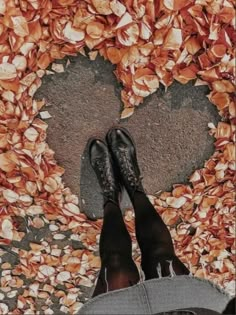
89, 127, 144, 207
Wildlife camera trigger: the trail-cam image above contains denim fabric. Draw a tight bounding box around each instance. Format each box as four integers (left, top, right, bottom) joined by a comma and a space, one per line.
78, 275, 231, 315
154, 308, 220, 315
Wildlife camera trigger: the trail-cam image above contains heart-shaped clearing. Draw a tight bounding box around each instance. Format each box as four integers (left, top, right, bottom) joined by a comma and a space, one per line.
36, 55, 219, 218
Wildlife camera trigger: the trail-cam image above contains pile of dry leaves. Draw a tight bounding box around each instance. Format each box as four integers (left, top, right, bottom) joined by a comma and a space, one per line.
0, 0, 235, 314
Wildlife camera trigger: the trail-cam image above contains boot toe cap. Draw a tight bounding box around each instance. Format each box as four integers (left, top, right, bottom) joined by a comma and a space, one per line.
107, 127, 133, 148
89, 139, 108, 161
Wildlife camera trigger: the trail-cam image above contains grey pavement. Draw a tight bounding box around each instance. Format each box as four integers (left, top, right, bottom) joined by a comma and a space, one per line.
36, 54, 219, 218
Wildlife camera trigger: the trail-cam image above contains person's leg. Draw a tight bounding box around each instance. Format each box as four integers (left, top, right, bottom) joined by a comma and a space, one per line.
92, 201, 140, 297
222, 297, 236, 314
106, 127, 189, 280
131, 191, 189, 280
89, 138, 139, 297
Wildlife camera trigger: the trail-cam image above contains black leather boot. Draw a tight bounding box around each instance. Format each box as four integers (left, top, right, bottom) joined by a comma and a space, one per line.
106, 127, 144, 200
89, 138, 120, 207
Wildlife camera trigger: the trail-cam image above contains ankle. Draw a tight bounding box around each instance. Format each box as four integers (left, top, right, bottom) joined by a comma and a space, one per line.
133, 190, 145, 198
103, 199, 120, 214
103, 190, 120, 208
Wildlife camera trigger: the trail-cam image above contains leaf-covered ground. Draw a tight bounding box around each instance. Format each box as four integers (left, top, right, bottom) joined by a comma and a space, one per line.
0, 0, 235, 314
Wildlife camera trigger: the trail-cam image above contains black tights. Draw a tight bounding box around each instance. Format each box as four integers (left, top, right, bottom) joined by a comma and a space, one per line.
92, 191, 189, 297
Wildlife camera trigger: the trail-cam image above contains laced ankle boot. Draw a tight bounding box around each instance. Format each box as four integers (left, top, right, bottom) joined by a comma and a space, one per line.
106, 127, 144, 200
89, 139, 121, 207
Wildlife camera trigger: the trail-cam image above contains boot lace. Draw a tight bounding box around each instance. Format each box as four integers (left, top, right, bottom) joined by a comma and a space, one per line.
94, 158, 115, 194
115, 147, 141, 187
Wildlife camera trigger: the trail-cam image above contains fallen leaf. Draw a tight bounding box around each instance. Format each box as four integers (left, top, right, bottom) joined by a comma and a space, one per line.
0, 0, 6, 15
39, 265, 55, 277
56, 271, 71, 282
0, 303, 9, 315
107, 47, 122, 64
91, 0, 112, 15
40, 111, 52, 119
24, 127, 39, 141
26, 205, 44, 215
0, 63, 17, 80
87, 22, 104, 39
1, 219, 13, 240
53, 234, 66, 240
44, 177, 58, 193
120, 107, 134, 119
63, 22, 85, 43
166, 196, 187, 208
11, 16, 29, 37
51, 63, 65, 73
0, 151, 18, 172
163, 28, 183, 50
115, 12, 133, 29
3, 190, 19, 203
63, 203, 80, 216
110, 0, 126, 17
12, 55, 27, 71
20, 73, 36, 86
117, 23, 139, 46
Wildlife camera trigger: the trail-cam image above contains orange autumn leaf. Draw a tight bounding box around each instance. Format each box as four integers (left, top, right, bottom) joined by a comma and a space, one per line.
215, 122, 231, 139
209, 92, 231, 110
211, 44, 226, 58
0, 151, 18, 172
0, 78, 20, 92
224, 143, 236, 161
218, 7, 235, 24
37, 52, 52, 70
107, 47, 122, 64
185, 37, 201, 55
27, 18, 42, 42
175, 64, 198, 84
86, 22, 105, 39
212, 80, 235, 93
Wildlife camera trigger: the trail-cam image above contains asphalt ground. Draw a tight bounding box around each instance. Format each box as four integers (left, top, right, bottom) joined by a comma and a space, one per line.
36, 54, 219, 218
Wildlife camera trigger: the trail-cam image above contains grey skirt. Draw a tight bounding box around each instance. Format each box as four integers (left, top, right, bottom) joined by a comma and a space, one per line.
78, 275, 231, 314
